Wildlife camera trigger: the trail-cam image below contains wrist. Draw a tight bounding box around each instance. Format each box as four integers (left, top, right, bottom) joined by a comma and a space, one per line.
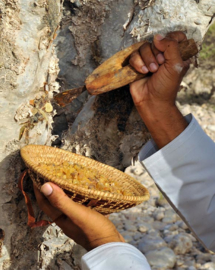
88, 235, 124, 251
137, 102, 188, 148
136, 99, 179, 123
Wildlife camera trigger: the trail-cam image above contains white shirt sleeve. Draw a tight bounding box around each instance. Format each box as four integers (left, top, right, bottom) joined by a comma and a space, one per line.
81, 243, 151, 270
139, 114, 215, 251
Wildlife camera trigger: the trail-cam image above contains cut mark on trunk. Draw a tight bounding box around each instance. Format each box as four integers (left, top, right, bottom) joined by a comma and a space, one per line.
94, 85, 134, 132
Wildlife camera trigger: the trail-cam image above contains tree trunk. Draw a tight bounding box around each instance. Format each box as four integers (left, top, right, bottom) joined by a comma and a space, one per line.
0, 0, 214, 269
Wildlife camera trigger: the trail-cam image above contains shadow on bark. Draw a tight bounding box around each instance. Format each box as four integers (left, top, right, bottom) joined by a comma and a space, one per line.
0, 151, 49, 269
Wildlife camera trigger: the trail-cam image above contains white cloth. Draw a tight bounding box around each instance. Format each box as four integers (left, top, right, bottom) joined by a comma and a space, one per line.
139, 114, 215, 251
81, 243, 151, 270
82, 114, 215, 269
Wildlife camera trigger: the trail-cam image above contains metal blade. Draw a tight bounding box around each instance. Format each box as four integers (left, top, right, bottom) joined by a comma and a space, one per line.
53, 85, 86, 107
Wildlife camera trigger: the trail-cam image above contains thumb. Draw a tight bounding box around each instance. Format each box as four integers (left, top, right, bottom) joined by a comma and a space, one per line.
153, 34, 183, 64
41, 182, 54, 197
41, 182, 89, 225
41, 182, 74, 213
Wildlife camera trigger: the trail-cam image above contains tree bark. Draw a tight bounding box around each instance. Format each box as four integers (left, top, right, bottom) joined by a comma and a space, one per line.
0, 0, 214, 269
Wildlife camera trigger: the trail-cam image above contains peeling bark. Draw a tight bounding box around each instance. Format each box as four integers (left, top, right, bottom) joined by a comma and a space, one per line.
0, 0, 63, 269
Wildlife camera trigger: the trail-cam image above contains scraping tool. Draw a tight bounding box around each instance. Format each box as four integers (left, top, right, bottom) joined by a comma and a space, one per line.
54, 39, 198, 107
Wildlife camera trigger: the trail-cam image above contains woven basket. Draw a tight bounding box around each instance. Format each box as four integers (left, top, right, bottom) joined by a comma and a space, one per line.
21, 145, 149, 215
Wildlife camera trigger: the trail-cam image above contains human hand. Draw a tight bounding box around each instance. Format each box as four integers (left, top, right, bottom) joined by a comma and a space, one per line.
129, 32, 190, 148
130, 31, 190, 108
34, 183, 124, 251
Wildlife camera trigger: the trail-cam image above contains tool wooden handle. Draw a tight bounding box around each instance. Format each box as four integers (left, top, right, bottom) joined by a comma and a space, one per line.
86, 39, 198, 95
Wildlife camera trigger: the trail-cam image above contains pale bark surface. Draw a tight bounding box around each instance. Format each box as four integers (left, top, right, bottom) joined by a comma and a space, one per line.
0, 0, 214, 269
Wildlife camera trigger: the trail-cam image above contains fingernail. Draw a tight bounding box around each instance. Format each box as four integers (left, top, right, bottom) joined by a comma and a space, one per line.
155, 34, 165, 41
157, 53, 165, 64
41, 183, 53, 196
142, 66, 149, 73
149, 63, 158, 72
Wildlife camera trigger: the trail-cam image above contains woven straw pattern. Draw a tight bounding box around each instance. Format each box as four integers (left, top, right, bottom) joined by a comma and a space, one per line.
21, 145, 149, 214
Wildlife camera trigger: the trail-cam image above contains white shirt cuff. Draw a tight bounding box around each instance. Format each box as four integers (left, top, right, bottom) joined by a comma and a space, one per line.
81, 242, 151, 270
138, 114, 193, 161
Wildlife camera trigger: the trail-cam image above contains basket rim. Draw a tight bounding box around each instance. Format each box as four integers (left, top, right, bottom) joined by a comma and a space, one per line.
21, 144, 150, 203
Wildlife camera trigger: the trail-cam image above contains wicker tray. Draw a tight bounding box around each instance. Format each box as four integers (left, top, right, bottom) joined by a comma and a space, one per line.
21, 145, 149, 215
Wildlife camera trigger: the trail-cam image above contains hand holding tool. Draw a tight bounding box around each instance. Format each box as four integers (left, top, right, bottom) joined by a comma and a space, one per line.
54, 39, 198, 107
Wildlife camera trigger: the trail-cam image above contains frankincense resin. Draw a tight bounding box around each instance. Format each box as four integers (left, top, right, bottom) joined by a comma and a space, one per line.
37, 161, 133, 196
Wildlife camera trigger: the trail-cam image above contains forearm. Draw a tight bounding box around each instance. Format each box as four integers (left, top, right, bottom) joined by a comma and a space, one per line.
136, 102, 188, 149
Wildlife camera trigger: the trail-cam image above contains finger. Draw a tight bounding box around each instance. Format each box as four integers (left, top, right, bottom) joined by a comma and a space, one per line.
166, 32, 189, 66
129, 51, 149, 74
166, 31, 187, 43
151, 42, 165, 65
33, 184, 62, 221
139, 42, 159, 73
153, 31, 187, 62
40, 182, 95, 226
153, 34, 184, 65
153, 31, 187, 65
